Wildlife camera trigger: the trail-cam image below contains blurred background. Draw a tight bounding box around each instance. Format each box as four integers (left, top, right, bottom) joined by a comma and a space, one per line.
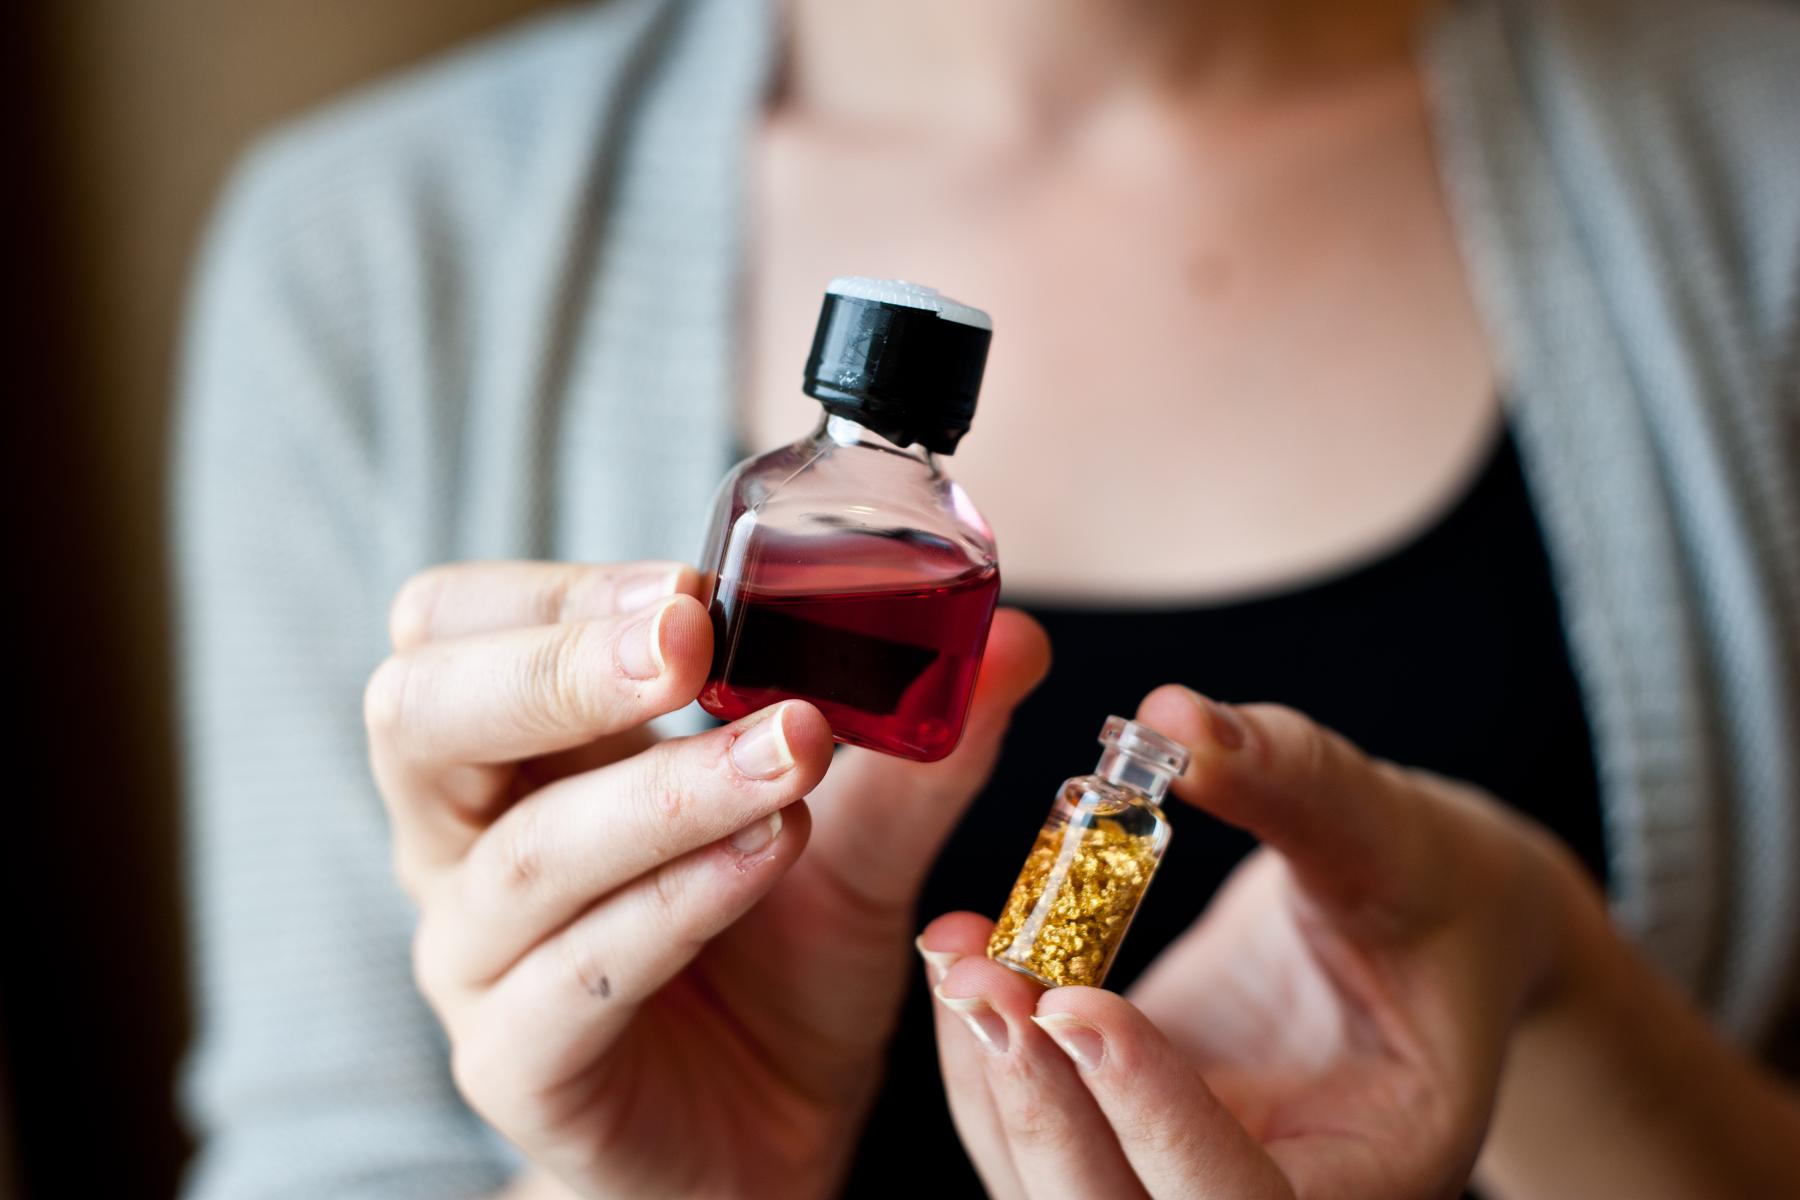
6, 5, 556, 1195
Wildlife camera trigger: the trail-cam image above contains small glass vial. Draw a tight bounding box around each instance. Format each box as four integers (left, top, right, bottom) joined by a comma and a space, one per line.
697, 278, 1000, 762
988, 717, 1191, 988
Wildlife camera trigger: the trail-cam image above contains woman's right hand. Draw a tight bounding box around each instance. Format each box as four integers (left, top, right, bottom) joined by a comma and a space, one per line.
365, 559, 1049, 1199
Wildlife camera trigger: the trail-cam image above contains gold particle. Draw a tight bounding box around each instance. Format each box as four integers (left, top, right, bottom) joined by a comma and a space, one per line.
987, 816, 1161, 989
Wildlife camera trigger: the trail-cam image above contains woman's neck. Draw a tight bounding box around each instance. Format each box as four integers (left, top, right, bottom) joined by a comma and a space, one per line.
779, 0, 1441, 146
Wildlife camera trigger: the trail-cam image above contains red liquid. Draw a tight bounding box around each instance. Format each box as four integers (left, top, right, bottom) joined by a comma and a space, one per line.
699, 551, 1001, 763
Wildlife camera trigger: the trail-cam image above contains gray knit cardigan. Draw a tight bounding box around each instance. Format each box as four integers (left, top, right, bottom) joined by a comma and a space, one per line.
171, 0, 1800, 1194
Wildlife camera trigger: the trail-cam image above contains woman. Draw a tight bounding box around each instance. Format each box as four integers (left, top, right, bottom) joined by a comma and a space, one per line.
171, 0, 1800, 1195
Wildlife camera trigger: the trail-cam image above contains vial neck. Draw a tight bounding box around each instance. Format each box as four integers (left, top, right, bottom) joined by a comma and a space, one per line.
1095, 748, 1175, 805
817, 413, 937, 468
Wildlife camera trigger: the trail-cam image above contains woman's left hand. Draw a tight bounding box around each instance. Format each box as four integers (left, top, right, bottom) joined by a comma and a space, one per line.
919, 684, 1597, 1200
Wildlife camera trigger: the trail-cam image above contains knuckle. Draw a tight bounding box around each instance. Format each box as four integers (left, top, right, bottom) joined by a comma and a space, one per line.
362, 653, 412, 738
1114, 1108, 1199, 1162
520, 620, 604, 733
461, 799, 557, 916
441, 1000, 568, 1144
448, 1004, 562, 1137
554, 564, 628, 623
448, 1033, 499, 1116
452, 1027, 556, 1143
495, 800, 550, 895
643, 860, 695, 940
448, 1001, 564, 1135
1294, 718, 1336, 789
541, 565, 584, 625
388, 566, 448, 650
1258, 703, 1335, 786
1000, 1096, 1067, 1150
637, 747, 692, 838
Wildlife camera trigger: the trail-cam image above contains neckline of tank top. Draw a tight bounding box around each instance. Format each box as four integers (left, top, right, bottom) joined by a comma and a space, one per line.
1004, 417, 1519, 617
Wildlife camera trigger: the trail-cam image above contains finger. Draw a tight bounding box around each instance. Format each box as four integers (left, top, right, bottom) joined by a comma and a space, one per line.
1135, 685, 1433, 921
387, 559, 701, 650
368, 594, 711, 879
917, 914, 1025, 1200
803, 608, 1051, 911
422, 702, 834, 990
456, 800, 812, 1107
1033, 986, 1293, 1200
934, 952, 1151, 1200
371, 594, 712, 767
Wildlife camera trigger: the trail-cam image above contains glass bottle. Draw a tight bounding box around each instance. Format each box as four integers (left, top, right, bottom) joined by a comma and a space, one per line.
697, 278, 1000, 763
988, 717, 1190, 988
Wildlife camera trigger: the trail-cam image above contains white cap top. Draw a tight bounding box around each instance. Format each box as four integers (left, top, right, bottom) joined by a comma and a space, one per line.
824, 276, 993, 332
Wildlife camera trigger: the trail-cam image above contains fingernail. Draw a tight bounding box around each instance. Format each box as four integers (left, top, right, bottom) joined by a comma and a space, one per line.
1030, 1013, 1106, 1073
616, 603, 668, 679
914, 936, 962, 986
729, 705, 795, 779
934, 984, 1009, 1055
1186, 689, 1245, 751
729, 808, 783, 856
616, 569, 680, 614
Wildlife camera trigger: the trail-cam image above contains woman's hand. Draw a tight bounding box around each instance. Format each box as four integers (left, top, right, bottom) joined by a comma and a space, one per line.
365, 559, 1049, 1199
919, 684, 1584, 1200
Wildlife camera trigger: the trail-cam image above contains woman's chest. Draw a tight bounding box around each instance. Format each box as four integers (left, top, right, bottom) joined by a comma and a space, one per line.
743, 113, 1498, 600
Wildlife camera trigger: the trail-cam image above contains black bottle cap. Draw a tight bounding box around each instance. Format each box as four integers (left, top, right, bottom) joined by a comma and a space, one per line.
802, 277, 993, 455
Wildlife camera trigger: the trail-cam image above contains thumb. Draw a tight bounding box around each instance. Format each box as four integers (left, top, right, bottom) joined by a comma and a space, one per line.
1136, 684, 1437, 924
805, 607, 1051, 909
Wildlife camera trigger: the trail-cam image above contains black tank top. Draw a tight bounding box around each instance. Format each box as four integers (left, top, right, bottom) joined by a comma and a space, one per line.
844, 425, 1606, 1194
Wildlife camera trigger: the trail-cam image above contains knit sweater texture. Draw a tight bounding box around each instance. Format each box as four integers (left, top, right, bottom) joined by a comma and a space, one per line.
171, 0, 1800, 1194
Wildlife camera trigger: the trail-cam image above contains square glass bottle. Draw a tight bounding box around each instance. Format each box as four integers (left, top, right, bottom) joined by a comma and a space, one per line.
697, 278, 1000, 762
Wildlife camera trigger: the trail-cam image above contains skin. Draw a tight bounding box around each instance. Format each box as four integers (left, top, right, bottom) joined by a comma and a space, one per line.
919, 684, 1560, 1199
360, 1, 1800, 1196
368, 560, 1050, 1198
377, 564, 1800, 1200
920, 689, 1800, 1199
748, 0, 1496, 603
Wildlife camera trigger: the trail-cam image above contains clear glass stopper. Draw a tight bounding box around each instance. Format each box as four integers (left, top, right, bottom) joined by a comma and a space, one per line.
1093, 716, 1191, 804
